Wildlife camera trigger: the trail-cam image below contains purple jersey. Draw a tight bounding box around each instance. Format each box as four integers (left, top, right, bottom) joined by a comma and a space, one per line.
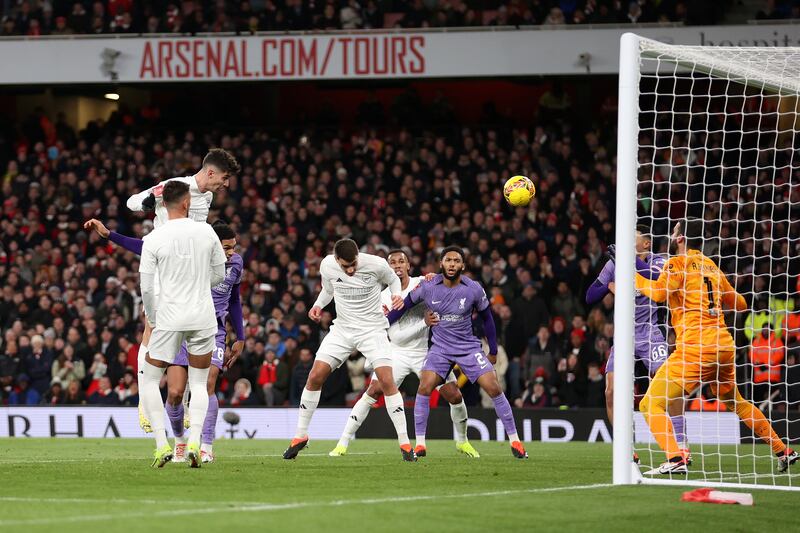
596, 253, 665, 340
408, 274, 490, 355
212, 253, 243, 323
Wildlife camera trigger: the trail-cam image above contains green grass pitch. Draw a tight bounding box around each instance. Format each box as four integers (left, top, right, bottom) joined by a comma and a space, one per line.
0, 439, 796, 532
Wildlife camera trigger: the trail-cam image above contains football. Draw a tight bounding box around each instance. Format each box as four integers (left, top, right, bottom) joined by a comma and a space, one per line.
503, 175, 536, 207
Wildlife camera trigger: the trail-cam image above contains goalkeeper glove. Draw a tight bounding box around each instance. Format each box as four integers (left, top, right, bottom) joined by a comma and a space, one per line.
606, 244, 616, 262
141, 193, 156, 212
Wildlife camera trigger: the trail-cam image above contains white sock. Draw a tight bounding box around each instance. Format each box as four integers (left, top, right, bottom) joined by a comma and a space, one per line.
182, 381, 190, 410
137, 343, 147, 375
187, 366, 210, 448
175, 435, 187, 446
508, 432, 520, 444
201, 443, 213, 454
295, 388, 321, 439
338, 394, 377, 448
141, 361, 168, 449
416, 435, 426, 448
384, 392, 410, 447
450, 400, 469, 443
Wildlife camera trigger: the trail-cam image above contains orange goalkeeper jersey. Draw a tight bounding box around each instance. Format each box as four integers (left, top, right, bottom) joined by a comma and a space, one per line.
635, 249, 748, 354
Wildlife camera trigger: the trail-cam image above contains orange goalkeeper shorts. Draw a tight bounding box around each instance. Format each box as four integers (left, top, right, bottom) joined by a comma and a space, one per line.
665, 346, 736, 396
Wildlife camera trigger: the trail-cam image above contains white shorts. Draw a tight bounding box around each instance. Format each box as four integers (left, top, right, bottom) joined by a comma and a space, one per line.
316, 325, 392, 371
371, 350, 457, 388
148, 326, 217, 364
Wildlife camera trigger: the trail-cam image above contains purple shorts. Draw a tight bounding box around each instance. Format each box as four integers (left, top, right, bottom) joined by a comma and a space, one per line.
422, 348, 495, 383
606, 335, 668, 375
172, 329, 226, 370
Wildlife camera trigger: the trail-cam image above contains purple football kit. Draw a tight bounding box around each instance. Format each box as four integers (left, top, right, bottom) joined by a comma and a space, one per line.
173, 253, 244, 369
407, 274, 495, 383
597, 254, 668, 374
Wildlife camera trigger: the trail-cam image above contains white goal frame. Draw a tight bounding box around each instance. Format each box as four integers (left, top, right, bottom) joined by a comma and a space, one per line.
613, 32, 800, 491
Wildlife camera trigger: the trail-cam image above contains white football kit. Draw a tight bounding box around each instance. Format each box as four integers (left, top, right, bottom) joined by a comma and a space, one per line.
126, 175, 213, 227
139, 218, 227, 362
313, 253, 401, 371
379, 276, 457, 386
127, 175, 213, 295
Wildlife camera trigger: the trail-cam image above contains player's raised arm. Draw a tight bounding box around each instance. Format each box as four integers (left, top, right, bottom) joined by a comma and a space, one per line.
586, 259, 614, 304
719, 270, 748, 311
126, 184, 158, 213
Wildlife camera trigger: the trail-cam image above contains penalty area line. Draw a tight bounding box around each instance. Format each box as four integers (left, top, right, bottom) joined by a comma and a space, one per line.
0, 483, 615, 527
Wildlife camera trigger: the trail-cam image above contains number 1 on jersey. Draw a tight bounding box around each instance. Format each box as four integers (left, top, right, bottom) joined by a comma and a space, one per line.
704, 276, 719, 316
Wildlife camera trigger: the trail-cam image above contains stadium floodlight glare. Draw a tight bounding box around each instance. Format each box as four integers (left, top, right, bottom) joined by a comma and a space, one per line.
615, 32, 800, 491
104, 93, 120, 101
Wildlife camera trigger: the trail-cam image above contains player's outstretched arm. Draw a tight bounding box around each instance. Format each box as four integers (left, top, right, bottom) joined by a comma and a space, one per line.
586, 280, 610, 305
586, 259, 614, 304
635, 271, 668, 302
386, 294, 415, 324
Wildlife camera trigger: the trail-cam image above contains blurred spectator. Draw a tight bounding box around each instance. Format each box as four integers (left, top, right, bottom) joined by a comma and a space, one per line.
258, 349, 289, 406
584, 361, 604, 407
64, 378, 86, 405
88, 376, 120, 404
750, 326, 784, 402
45, 379, 66, 405
8, 374, 40, 405
51, 345, 86, 385
525, 325, 560, 378
290, 348, 314, 406
515, 376, 551, 408
24, 334, 53, 395
230, 377, 260, 406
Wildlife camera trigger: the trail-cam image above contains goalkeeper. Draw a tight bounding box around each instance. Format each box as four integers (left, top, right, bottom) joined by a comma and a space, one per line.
637, 219, 796, 475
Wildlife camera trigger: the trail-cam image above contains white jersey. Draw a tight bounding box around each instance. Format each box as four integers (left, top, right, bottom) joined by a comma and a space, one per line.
126, 175, 213, 228
382, 276, 428, 355
139, 218, 227, 331
313, 253, 401, 332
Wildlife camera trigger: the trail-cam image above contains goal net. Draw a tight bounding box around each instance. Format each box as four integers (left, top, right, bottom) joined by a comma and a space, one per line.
614, 33, 800, 491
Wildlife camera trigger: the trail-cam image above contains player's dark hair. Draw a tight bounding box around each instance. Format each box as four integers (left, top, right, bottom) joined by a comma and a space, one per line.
212, 220, 236, 240
334, 238, 359, 262
387, 249, 408, 261
682, 218, 705, 250
203, 148, 241, 176
440, 246, 465, 262
161, 180, 190, 207
635, 224, 652, 241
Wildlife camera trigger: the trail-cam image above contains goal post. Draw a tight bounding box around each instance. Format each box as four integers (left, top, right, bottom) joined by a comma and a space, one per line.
614, 33, 800, 490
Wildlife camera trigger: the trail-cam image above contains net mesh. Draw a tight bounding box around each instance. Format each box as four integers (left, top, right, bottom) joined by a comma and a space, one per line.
632, 38, 800, 488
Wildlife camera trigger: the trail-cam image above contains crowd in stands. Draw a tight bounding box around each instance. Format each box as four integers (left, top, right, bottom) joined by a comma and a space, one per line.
0, 0, 725, 37
1, 78, 799, 412
755, 0, 800, 20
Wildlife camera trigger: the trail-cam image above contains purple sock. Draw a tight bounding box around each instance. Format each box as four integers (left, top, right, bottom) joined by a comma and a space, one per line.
414, 394, 430, 440
165, 402, 184, 438
671, 415, 687, 447
202, 393, 219, 445
492, 393, 518, 438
